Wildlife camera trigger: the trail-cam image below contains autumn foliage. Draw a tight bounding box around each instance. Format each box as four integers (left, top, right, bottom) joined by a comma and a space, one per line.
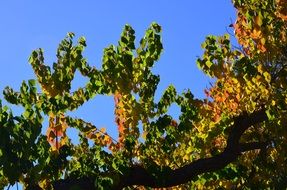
0, 0, 287, 189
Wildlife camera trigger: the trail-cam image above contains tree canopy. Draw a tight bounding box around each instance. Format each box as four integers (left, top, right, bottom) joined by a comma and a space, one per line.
1, 0, 287, 189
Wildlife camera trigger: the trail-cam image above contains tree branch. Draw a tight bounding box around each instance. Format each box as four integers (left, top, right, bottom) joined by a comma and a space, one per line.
51, 109, 268, 190
116, 109, 268, 189
53, 177, 94, 190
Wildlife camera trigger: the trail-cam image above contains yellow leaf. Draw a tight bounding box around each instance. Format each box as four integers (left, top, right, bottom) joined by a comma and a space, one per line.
254, 15, 263, 26
251, 27, 262, 39
104, 135, 112, 144
257, 65, 264, 74
60, 135, 68, 147
263, 72, 271, 83
100, 127, 106, 133
183, 154, 189, 161
142, 131, 148, 140
186, 146, 193, 154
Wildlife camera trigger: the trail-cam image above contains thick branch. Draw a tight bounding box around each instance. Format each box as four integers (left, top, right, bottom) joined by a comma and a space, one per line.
53, 177, 95, 190
117, 109, 268, 189
51, 109, 268, 190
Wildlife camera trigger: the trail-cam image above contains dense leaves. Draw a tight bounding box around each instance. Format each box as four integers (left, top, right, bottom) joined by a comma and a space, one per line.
0, 1, 287, 189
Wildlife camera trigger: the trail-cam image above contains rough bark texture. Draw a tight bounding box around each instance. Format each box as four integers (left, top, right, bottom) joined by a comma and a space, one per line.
51, 109, 268, 190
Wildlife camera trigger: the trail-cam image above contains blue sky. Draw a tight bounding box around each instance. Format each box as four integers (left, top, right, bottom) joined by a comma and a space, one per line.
0, 1, 236, 189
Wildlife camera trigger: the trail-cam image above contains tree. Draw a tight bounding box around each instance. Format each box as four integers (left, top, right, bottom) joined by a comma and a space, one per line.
0, 0, 287, 189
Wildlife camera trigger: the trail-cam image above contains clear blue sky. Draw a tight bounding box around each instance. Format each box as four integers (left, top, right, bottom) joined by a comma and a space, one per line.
0, 1, 235, 189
